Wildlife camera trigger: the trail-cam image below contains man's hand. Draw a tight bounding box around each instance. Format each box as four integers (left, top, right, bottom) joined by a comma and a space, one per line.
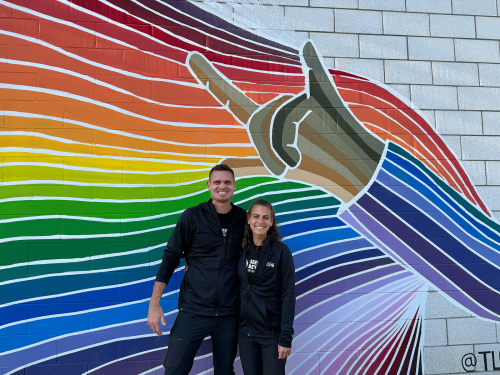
278, 345, 291, 359
148, 281, 167, 336
147, 302, 166, 336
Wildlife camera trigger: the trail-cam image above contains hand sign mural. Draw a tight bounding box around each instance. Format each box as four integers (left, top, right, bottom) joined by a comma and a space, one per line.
0, 1, 498, 375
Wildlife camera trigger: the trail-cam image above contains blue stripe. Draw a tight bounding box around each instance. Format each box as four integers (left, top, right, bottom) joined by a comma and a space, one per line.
386, 150, 500, 243
369, 181, 500, 288
295, 248, 385, 282
277, 206, 338, 225
0, 296, 178, 353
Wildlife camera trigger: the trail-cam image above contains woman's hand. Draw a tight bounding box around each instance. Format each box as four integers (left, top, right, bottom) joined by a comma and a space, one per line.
278, 345, 291, 359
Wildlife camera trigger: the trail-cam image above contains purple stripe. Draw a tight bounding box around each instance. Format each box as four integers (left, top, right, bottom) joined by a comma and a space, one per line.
160, 0, 299, 55
348, 203, 499, 320
377, 170, 500, 265
295, 264, 404, 313
340, 210, 405, 265
295, 257, 394, 296
0, 314, 177, 370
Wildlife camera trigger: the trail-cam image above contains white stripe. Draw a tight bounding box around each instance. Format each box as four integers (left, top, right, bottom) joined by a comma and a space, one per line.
289, 278, 419, 375
296, 255, 389, 284
275, 205, 339, 217
2, 162, 210, 175
1, 111, 251, 147
295, 247, 378, 272
0, 58, 218, 108
278, 214, 338, 226
293, 237, 362, 257
354, 201, 500, 320
284, 226, 348, 240
296, 263, 399, 300
367, 193, 500, 295
0, 288, 178, 331
0, 147, 218, 167
233, 187, 317, 205
379, 166, 500, 262
0, 243, 166, 271
385, 154, 500, 248
0, 26, 198, 86
0, 85, 244, 129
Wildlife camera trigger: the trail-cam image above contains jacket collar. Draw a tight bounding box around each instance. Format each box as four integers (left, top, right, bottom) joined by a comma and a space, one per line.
201, 199, 246, 222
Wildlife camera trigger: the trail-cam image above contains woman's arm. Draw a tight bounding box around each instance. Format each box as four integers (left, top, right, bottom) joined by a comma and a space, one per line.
278, 244, 296, 351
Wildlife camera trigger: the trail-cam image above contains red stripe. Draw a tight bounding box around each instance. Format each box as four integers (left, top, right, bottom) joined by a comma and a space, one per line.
335, 74, 488, 214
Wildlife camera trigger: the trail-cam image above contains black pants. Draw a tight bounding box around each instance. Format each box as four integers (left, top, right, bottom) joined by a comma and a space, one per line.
238, 331, 286, 375
163, 311, 238, 375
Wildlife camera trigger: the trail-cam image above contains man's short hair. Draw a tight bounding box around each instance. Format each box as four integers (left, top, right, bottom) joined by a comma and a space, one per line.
209, 164, 235, 181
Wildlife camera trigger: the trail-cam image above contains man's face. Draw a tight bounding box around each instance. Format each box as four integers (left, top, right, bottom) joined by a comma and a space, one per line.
207, 171, 236, 203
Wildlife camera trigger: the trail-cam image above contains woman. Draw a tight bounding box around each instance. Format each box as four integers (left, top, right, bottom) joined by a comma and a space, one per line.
238, 199, 296, 375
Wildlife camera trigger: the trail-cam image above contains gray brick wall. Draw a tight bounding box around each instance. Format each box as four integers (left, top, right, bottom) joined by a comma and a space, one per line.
191, 1, 500, 372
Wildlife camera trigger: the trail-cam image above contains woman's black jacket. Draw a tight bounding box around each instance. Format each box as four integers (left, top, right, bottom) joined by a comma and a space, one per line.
238, 238, 296, 348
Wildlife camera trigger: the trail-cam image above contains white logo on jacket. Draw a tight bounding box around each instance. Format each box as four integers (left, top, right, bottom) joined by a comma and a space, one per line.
266, 262, 274, 267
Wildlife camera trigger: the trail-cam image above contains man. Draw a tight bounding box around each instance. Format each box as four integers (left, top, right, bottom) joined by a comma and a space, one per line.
147, 164, 247, 375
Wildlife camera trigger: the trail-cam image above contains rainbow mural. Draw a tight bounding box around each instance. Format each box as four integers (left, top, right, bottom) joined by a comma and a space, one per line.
0, 1, 499, 374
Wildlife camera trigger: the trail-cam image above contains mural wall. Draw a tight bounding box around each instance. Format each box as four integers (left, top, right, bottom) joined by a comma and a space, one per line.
0, 1, 499, 374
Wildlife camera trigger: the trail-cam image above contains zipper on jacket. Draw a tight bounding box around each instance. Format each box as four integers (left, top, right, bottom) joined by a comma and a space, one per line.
246, 243, 270, 335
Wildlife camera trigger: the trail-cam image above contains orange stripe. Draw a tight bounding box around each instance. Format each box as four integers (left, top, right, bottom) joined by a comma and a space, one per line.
0, 34, 218, 107
233, 81, 304, 95
340, 87, 473, 201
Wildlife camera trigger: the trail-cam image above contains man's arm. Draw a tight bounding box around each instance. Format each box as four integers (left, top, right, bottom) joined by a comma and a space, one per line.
147, 209, 193, 336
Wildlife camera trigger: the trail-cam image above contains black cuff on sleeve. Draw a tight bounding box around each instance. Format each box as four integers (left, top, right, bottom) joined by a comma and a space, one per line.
155, 260, 177, 284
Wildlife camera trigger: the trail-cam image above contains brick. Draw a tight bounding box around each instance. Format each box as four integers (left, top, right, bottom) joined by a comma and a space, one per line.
408, 37, 455, 61
487, 161, 500, 184
455, 39, 500, 63
359, 0, 405, 11
310, 0, 358, 8
261, 0, 308, 5
424, 319, 448, 346
233, 5, 284, 30
423, 345, 474, 374
388, 84, 411, 99
477, 186, 500, 209
411, 85, 458, 110
461, 136, 500, 160
335, 9, 382, 34
334, 58, 384, 81
448, 317, 498, 344
462, 161, 487, 185
309, 33, 359, 58
420, 109, 436, 127
436, 110, 482, 135
430, 15, 475, 38
385, 60, 432, 84
452, 0, 497, 16
383, 12, 430, 36
442, 135, 462, 158
479, 64, 500, 87
459, 87, 500, 111
360, 35, 407, 59
432, 62, 479, 86
284, 7, 334, 31
406, 0, 452, 14
477, 17, 500, 40
483, 112, 500, 135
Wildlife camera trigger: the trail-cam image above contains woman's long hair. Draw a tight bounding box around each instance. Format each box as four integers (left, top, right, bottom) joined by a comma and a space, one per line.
241, 199, 283, 253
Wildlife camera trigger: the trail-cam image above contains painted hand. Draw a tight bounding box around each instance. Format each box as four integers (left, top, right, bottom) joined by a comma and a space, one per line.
187, 41, 384, 203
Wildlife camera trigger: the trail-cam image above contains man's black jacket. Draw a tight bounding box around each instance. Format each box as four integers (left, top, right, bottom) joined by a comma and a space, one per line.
156, 200, 246, 316
238, 238, 296, 348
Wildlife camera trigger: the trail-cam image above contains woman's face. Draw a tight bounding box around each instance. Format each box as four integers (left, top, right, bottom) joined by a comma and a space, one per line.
248, 205, 273, 236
